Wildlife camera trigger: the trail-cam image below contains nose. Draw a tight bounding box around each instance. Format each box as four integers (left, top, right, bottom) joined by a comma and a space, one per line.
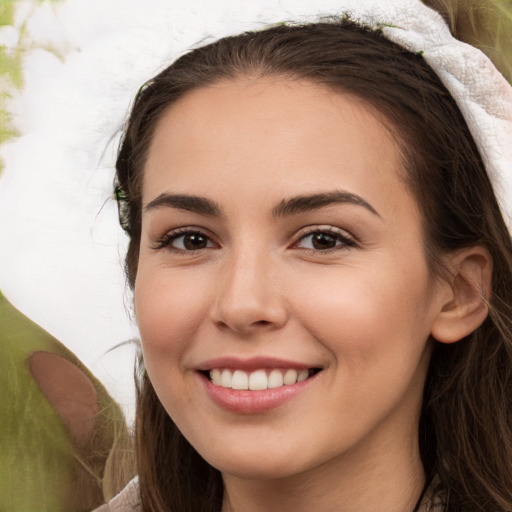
210, 249, 289, 336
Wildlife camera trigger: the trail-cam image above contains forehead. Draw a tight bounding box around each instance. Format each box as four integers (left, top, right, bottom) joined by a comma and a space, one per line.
143, 77, 412, 217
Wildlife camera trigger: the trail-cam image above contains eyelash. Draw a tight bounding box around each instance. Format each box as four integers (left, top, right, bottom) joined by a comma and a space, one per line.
153, 228, 216, 253
153, 226, 357, 254
293, 226, 357, 253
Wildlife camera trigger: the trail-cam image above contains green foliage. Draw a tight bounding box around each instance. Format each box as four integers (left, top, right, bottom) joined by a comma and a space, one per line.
0, 1, 75, 173
0, 292, 134, 510
0, 0, 23, 173
0, 292, 76, 510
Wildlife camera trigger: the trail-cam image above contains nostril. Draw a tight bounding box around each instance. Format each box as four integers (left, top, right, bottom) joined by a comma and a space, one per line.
212, 298, 288, 334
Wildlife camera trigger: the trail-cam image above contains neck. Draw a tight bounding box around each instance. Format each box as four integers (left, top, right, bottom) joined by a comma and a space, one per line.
221, 420, 426, 512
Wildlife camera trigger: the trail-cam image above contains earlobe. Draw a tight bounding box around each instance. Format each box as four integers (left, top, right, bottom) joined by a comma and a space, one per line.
431, 246, 492, 344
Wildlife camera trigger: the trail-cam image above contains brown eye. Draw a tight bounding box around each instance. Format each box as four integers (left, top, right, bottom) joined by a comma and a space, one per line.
156, 231, 215, 251
310, 233, 338, 250
296, 229, 356, 251
180, 233, 209, 250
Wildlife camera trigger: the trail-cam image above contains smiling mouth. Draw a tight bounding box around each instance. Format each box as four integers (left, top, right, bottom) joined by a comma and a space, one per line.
203, 368, 322, 391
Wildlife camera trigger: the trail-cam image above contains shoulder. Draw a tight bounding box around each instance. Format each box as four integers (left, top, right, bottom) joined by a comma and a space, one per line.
91, 477, 141, 512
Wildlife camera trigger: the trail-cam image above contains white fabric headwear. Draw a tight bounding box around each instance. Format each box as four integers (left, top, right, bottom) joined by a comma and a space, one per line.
209, 0, 512, 230
264, 0, 512, 230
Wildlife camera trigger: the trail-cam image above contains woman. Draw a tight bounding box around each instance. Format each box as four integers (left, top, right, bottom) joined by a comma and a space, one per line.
99, 0, 512, 510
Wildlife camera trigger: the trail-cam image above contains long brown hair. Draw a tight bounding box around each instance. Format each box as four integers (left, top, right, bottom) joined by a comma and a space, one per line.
115, 7, 512, 512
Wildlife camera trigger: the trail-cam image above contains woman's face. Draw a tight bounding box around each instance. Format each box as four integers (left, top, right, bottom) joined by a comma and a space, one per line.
135, 78, 447, 481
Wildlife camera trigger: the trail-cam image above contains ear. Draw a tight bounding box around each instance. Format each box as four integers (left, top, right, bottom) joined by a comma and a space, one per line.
431, 246, 492, 344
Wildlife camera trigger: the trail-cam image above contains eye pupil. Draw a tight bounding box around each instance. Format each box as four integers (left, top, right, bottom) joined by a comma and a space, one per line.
312, 233, 337, 250
184, 233, 208, 250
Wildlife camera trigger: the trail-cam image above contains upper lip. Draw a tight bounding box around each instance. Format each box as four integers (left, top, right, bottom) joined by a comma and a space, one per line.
195, 356, 321, 372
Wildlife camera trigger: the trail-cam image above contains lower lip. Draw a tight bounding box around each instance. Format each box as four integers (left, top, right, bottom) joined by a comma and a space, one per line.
199, 372, 317, 414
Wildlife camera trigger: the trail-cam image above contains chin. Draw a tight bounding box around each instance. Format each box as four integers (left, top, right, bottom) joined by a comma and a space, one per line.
195, 438, 324, 482
212, 457, 303, 481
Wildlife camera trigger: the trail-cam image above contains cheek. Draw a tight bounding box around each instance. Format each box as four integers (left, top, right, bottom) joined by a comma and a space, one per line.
134, 266, 211, 365
133, 267, 216, 420
289, 259, 434, 428
288, 255, 434, 362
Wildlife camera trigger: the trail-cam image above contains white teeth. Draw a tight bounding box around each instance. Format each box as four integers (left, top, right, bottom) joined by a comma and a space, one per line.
208, 368, 315, 390
267, 369, 284, 388
210, 368, 222, 386
221, 369, 232, 388
249, 369, 268, 390
283, 369, 298, 385
297, 369, 309, 382
232, 370, 249, 390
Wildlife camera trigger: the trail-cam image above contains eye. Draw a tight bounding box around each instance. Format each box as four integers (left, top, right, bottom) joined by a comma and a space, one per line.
155, 230, 215, 252
294, 228, 356, 252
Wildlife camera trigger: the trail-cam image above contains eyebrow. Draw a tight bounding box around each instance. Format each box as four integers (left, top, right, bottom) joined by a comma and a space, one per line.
144, 190, 380, 219
272, 191, 380, 218
145, 193, 223, 217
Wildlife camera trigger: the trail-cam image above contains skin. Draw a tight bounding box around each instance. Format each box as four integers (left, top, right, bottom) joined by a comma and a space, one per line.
135, 77, 456, 512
